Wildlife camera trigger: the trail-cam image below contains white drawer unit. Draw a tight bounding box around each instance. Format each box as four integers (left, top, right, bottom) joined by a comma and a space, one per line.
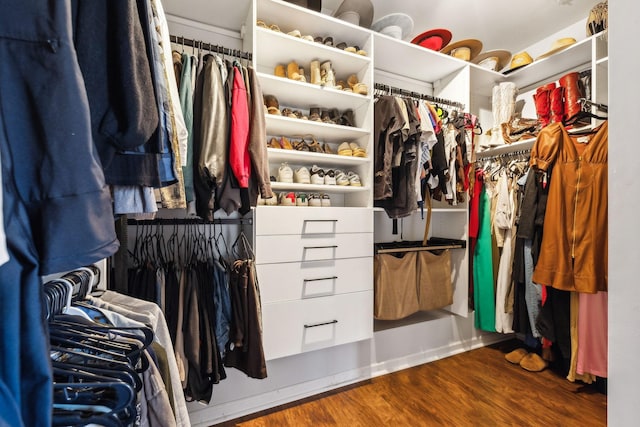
255, 232, 372, 264
255, 206, 373, 236
257, 256, 372, 304
261, 290, 374, 360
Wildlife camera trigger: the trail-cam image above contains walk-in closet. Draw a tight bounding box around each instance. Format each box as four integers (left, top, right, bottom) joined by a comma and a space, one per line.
1, 1, 635, 426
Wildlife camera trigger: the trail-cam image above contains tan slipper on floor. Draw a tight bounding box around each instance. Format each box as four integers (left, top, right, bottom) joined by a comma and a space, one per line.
519, 353, 548, 372
505, 348, 528, 364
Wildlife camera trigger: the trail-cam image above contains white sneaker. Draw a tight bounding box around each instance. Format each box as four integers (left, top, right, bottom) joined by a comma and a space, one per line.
309, 193, 322, 207
324, 169, 336, 185
296, 193, 309, 206
347, 171, 362, 186
278, 163, 293, 183
321, 193, 331, 207
310, 165, 325, 185
335, 169, 349, 186
294, 166, 311, 184
279, 192, 296, 206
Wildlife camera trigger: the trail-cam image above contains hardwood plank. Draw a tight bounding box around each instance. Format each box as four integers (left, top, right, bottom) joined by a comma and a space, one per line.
217, 341, 606, 426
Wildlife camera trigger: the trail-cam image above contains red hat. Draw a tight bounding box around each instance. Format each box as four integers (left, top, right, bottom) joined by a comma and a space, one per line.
410, 28, 452, 51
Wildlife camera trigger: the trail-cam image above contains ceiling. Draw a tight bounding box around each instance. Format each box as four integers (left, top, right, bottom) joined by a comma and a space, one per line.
163, 0, 598, 53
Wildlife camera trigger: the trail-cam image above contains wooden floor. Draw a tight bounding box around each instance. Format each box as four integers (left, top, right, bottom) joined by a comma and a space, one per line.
218, 340, 607, 427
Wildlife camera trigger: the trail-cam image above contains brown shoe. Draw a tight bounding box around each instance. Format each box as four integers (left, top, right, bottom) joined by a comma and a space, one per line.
520, 353, 548, 372
274, 64, 286, 78
264, 94, 281, 115
505, 348, 528, 364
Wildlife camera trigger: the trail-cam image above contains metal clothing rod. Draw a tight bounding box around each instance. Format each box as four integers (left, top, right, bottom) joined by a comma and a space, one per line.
127, 217, 253, 226
477, 149, 531, 162
169, 35, 252, 61
373, 82, 465, 110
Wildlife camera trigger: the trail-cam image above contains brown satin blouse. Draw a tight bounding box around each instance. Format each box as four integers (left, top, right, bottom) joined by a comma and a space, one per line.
530, 121, 608, 293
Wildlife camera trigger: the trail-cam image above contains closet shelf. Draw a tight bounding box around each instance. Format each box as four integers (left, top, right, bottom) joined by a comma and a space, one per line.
270, 182, 370, 193
258, 73, 371, 112
476, 138, 535, 157
507, 33, 600, 90
373, 32, 467, 86
256, 0, 372, 48
373, 207, 466, 214
267, 148, 370, 166
265, 115, 369, 142
255, 28, 371, 73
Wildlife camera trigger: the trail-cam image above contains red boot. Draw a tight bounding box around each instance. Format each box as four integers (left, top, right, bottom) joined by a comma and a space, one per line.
559, 72, 586, 125
533, 83, 554, 128
549, 86, 564, 124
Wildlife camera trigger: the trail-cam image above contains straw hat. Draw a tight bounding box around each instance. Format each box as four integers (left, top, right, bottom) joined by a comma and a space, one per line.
502, 51, 533, 75
410, 28, 452, 51
333, 0, 374, 28
536, 37, 577, 60
472, 50, 512, 72
371, 13, 414, 40
440, 39, 483, 61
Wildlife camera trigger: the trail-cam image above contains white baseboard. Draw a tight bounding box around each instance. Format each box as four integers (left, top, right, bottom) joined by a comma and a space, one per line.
188, 333, 509, 427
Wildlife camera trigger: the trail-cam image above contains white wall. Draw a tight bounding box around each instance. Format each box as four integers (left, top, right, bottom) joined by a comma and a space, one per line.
608, 1, 640, 426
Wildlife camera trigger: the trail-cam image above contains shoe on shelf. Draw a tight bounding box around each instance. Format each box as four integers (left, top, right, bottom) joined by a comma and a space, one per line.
256, 19, 268, 29
324, 169, 336, 185
274, 64, 286, 78
287, 61, 306, 82
296, 193, 309, 206
293, 110, 308, 120
344, 46, 357, 54
310, 165, 325, 185
292, 138, 310, 151
282, 108, 297, 119
269, 24, 282, 32
280, 136, 294, 150
335, 41, 347, 50
337, 141, 353, 156
310, 60, 322, 85
287, 29, 302, 38
268, 137, 282, 149
309, 107, 322, 122
278, 163, 293, 183
335, 169, 349, 186
321, 109, 335, 124
339, 109, 355, 127
309, 193, 322, 207
264, 94, 281, 115
304, 134, 323, 153
302, 35, 315, 42
321, 193, 331, 207
320, 60, 336, 88
323, 143, 335, 155
347, 171, 362, 186
279, 192, 296, 206
294, 166, 311, 184
257, 194, 266, 205
264, 195, 278, 206
323, 36, 333, 47
350, 142, 367, 157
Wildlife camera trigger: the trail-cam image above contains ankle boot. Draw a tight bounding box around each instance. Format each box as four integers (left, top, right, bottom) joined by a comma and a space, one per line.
533, 84, 553, 128
549, 86, 564, 124
287, 60, 305, 82
310, 60, 321, 85
559, 71, 587, 125
320, 60, 335, 88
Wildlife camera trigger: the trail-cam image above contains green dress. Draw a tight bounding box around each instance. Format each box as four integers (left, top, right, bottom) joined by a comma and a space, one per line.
474, 185, 496, 331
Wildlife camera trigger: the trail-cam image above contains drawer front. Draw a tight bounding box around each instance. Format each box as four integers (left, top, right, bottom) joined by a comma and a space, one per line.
256, 233, 372, 264
257, 257, 372, 303
261, 291, 373, 360
255, 206, 373, 236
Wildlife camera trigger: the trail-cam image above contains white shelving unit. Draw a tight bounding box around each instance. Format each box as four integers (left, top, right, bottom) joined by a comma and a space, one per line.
246, 0, 375, 361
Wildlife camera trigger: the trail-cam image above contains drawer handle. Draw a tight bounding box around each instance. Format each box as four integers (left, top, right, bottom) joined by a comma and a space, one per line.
304, 245, 338, 250
304, 320, 338, 328
303, 219, 338, 223
303, 276, 338, 283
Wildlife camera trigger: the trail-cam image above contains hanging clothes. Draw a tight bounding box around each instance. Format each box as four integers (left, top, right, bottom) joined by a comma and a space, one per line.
473, 172, 496, 332
530, 121, 608, 293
